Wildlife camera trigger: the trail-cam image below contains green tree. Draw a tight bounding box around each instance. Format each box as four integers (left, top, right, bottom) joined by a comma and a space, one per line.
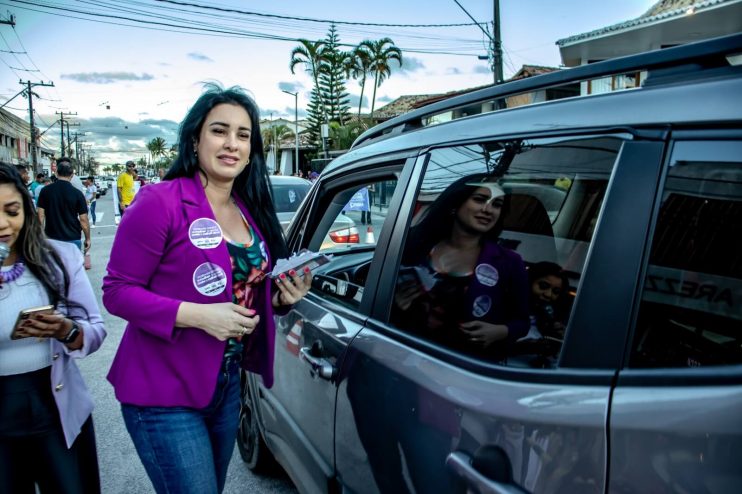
290, 38, 329, 148
304, 87, 324, 148
146, 137, 168, 169
360, 38, 403, 116
328, 119, 369, 151
319, 24, 351, 125
289, 39, 328, 113
263, 124, 295, 158
343, 44, 373, 117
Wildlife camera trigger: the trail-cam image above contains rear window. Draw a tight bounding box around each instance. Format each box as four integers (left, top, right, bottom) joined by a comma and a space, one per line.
272, 182, 310, 213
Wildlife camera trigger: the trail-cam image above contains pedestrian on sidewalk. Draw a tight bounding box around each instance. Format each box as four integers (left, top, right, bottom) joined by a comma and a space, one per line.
36, 157, 91, 253
0, 162, 107, 494
84, 176, 97, 228
116, 160, 136, 217
103, 84, 312, 494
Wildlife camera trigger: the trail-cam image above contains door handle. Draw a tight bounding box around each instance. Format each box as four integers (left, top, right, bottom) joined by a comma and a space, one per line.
446, 451, 529, 494
299, 346, 337, 381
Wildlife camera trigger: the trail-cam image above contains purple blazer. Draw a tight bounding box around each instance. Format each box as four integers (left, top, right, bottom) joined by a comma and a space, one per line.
103, 173, 279, 408
49, 240, 107, 448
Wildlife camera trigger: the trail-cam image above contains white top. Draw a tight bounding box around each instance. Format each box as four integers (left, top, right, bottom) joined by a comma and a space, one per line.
0, 266, 53, 375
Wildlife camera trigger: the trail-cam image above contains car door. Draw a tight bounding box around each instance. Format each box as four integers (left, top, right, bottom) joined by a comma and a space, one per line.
253, 159, 407, 494
334, 134, 666, 493
609, 138, 742, 493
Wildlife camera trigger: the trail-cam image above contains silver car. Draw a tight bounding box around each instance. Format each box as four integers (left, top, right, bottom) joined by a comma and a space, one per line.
241, 35, 742, 494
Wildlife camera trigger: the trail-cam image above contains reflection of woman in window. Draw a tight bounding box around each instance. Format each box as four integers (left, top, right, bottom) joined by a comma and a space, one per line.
394, 174, 529, 361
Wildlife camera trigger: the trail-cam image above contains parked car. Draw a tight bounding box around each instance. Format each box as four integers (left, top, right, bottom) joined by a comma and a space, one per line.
269, 175, 361, 248
240, 34, 742, 494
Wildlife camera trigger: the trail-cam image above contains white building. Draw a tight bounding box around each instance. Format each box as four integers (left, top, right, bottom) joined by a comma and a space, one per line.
557, 0, 742, 95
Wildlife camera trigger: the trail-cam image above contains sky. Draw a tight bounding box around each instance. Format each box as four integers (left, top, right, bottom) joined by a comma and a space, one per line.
0, 0, 656, 165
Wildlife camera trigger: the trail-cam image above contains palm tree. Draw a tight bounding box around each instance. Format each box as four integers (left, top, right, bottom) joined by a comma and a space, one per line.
360, 38, 403, 117
343, 45, 373, 117
263, 124, 295, 156
328, 120, 369, 151
146, 137, 167, 171
289, 39, 328, 112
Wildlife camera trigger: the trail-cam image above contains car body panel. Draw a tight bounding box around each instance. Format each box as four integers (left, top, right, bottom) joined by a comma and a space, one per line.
335, 328, 612, 493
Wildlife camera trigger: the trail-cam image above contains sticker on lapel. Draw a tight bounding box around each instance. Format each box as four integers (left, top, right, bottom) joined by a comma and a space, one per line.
193, 262, 227, 296
189, 218, 223, 249
472, 295, 492, 317
475, 263, 499, 287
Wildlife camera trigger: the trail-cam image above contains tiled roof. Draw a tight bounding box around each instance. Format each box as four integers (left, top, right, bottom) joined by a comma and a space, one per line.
372, 94, 441, 119
508, 65, 561, 81
556, 0, 738, 46
371, 65, 563, 120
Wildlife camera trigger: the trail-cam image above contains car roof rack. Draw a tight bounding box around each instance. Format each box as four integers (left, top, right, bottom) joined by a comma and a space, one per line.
352, 33, 742, 149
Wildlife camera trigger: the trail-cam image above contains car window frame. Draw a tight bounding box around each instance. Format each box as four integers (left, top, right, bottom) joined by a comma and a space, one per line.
620, 136, 742, 386
286, 156, 415, 317
368, 130, 666, 383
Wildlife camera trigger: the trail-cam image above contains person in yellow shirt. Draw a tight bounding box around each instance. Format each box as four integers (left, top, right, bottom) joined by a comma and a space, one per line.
117, 160, 136, 215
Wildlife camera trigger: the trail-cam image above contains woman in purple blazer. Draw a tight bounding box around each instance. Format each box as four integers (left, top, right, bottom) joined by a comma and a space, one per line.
103, 85, 310, 494
0, 162, 106, 494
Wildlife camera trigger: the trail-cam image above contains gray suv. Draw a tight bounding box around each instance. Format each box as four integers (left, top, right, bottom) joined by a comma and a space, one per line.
240, 34, 742, 494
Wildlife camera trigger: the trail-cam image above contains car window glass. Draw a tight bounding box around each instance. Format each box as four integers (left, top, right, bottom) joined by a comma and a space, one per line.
271, 182, 310, 213
631, 157, 742, 368
306, 177, 398, 310
389, 136, 622, 368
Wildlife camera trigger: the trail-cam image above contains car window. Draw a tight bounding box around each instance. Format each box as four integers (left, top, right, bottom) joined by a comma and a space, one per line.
630, 154, 742, 368
271, 182, 310, 213
306, 176, 399, 310
389, 136, 622, 367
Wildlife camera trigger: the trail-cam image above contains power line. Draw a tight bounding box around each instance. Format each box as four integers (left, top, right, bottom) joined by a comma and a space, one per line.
5, 0, 484, 56
153, 0, 482, 28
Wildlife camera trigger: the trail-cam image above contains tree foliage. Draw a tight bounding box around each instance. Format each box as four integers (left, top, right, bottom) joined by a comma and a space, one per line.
359, 38, 403, 116
319, 24, 351, 125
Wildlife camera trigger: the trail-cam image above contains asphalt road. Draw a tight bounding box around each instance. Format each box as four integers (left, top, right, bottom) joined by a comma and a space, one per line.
76, 190, 298, 494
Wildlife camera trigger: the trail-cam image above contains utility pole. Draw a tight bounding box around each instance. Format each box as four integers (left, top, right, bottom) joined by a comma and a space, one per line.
20, 80, 54, 174
56, 111, 78, 157
493, 0, 504, 85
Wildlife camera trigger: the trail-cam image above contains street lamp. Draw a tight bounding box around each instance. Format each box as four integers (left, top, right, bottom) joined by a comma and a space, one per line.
281, 90, 299, 175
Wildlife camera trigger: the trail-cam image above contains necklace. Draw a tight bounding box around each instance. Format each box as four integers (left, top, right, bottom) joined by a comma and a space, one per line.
0, 259, 26, 284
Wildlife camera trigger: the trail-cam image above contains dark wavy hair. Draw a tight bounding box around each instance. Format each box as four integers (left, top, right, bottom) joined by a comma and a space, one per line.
0, 162, 70, 306
403, 173, 510, 264
164, 83, 287, 259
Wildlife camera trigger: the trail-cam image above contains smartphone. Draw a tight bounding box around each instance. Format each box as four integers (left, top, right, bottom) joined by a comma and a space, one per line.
10, 305, 55, 340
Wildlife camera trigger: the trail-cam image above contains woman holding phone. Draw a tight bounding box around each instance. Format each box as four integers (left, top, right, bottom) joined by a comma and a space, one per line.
103, 84, 311, 494
0, 162, 106, 493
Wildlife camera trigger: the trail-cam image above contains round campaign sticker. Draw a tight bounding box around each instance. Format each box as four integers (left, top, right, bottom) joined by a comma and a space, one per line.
472, 295, 492, 318
192, 262, 227, 296
475, 263, 499, 287
188, 218, 223, 249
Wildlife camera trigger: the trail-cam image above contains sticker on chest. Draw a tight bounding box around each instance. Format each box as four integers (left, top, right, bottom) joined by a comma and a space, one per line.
189, 218, 223, 249
193, 262, 227, 296
475, 263, 499, 287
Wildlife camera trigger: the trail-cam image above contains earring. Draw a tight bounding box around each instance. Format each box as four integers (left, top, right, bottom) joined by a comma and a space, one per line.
193, 148, 198, 157
245, 157, 250, 165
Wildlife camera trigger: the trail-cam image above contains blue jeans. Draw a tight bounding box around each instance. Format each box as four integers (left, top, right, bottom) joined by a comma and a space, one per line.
121, 359, 241, 494
89, 201, 96, 225
66, 239, 82, 251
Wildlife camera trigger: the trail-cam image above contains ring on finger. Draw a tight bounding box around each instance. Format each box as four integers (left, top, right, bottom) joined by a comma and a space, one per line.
241, 326, 250, 336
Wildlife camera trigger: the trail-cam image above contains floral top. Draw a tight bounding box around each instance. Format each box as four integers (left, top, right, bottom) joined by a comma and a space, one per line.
224, 221, 268, 360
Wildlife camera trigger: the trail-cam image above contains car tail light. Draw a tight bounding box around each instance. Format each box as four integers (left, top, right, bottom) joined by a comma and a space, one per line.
329, 227, 360, 243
